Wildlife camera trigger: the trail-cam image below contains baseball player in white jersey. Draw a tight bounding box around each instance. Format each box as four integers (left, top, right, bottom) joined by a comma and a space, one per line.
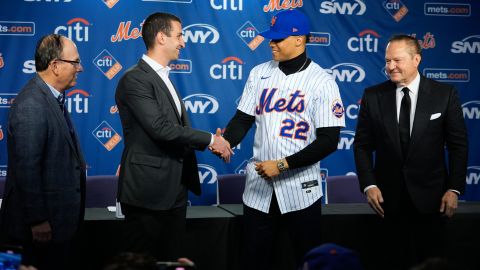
222, 9, 345, 270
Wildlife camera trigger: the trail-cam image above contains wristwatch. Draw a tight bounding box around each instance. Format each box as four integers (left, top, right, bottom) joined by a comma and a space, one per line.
277, 159, 287, 172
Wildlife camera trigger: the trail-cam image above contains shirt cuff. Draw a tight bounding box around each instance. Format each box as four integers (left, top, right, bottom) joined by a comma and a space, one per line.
448, 189, 460, 195
208, 134, 214, 147
364, 185, 377, 194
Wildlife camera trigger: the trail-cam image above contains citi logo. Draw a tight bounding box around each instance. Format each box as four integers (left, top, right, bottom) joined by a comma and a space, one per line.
337, 130, 355, 150
211, 0, 243, 10
183, 93, 219, 114
169, 59, 192, 74
319, 0, 366, 15
54, 18, 90, 42
236, 21, 260, 49
345, 100, 361, 120
103, 0, 120, 8
183, 24, 219, 44
93, 49, 123, 79
0, 93, 17, 108
66, 89, 89, 114
263, 0, 302, 12
347, 29, 379, 53
210, 56, 243, 80
0, 165, 6, 177
451, 35, 480, 54
0, 53, 4, 68
111, 21, 143, 42
326, 63, 365, 83
234, 159, 249, 174
462, 100, 480, 120
92, 120, 122, 151
198, 164, 218, 184
383, 0, 408, 22
466, 166, 480, 185
307, 32, 331, 46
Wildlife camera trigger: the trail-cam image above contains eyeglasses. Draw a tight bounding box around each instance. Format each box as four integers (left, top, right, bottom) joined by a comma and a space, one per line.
56, 58, 82, 68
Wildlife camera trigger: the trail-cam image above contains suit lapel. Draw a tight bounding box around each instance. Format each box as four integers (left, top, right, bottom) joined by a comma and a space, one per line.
380, 82, 403, 159
34, 76, 82, 162
408, 76, 433, 159
138, 60, 182, 124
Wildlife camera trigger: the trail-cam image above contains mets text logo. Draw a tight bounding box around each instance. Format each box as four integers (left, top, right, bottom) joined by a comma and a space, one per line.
211, 0, 243, 10
210, 56, 243, 80
169, 59, 192, 74
347, 29, 380, 53
0, 53, 3, 68
451, 35, 480, 54
319, 0, 366, 15
466, 166, 480, 185
54, 18, 90, 42
236, 21, 260, 49
92, 121, 122, 151
0, 21, 35, 36
0, 165, 7, 177
338, 130, 355, 150
111, 20, 143, 42
263, 0, 302, 12
462, 101, 480, 120
183, 24, 219, 44
66, 89, 89, 114
411, 32, 436, 50
103, 0, 120, 8
424, 3, 471, 17
331, 99, 344, 119
198, 164, 218, 184
110, 105, 118, 114
183, 93, 219, 114
308, 32, 330, 46
423, 68, 469, 82
383, 0, 408, 22
93, 49, 122, 79
0, 93, 17, 108
326, 63, 365, 83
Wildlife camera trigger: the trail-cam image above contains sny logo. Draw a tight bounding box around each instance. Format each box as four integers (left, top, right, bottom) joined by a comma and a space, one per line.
169, 59, 192, 74
93, 49, 122, 79
210, 56, 243, 80
236, 21, 260, 50
347, 29, 379, 53
466, 166, 480, 185
183, 93, 219, 114
383, 0, 408, 22
319, 0, 366, 15
92, 121, 122, 151
451, 35, 480, 54
337, 130, 355, 150
326, 63, 365, 83
198, 164, 218, 184
183, 24, 219, 44
462, 101, 480, 120
210, 0, 243, 11
54, 18, 90, 42
66, 89, 89, 114
263, 0, 302, 12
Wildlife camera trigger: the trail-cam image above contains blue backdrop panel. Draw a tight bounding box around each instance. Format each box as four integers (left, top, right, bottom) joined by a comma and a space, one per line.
0, 0, 478, 205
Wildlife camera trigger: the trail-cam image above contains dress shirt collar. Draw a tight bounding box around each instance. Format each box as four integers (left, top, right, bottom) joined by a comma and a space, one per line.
45, 82, 62, 100
396, 71, 420, 97
142, 54, 171, 77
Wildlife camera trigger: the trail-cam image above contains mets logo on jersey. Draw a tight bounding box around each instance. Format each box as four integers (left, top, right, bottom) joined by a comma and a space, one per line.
331, 99, 345, 118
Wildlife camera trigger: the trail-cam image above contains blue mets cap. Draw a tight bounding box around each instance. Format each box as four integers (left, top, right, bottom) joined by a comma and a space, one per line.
259, 9, 310, 40
301, 243, 363, 270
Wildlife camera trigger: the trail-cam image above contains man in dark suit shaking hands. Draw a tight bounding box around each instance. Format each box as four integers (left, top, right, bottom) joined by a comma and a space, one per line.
354, 35, 468, 269
0, 34, 86, 270
115, 12, 232, 261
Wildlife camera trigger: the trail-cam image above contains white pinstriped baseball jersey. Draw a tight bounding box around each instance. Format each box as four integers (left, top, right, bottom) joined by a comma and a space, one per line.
237, 60, 345, 214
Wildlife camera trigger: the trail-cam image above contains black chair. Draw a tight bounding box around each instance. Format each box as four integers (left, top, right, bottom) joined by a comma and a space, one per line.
216, 173, 246, 204
326, 175, 367, 203
85, 175, 118, 208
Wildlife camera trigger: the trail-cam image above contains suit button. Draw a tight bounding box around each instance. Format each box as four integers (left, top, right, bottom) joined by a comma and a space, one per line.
179, 158, 184, 162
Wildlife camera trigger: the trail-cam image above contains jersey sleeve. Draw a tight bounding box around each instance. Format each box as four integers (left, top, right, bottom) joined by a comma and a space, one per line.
237, 66, 258, 116
312, 77, 346, 128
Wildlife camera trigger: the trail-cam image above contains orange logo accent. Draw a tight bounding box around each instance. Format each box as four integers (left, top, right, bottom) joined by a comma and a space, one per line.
0, 125, 4, 141
0, 53, 4, 69
270, 16, 277, 26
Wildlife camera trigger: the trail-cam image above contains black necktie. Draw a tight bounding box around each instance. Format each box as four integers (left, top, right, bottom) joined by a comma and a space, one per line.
399, 87, 411, 158
57, 93, 76, 141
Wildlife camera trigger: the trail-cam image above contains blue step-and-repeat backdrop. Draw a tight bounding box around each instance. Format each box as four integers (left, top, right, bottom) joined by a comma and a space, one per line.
0, 0, 478, 205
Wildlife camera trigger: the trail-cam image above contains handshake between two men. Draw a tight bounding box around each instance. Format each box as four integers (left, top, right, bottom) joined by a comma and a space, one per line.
208, 128, 234, 163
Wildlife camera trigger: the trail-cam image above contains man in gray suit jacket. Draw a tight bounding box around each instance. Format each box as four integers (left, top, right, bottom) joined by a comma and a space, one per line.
115, 12, 231, 261
0, 34, 86, 270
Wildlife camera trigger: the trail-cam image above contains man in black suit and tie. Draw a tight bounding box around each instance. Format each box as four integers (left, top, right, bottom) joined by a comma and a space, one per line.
115, 12, 232, 261
0, 34, 86, 270
354, 35, 468, 269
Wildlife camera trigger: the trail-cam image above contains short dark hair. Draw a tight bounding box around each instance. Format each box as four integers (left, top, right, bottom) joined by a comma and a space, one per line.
102, 252, 157, 270
141, 12, 181, 50
388, 34, 422, 57
34, 34, 64, 72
